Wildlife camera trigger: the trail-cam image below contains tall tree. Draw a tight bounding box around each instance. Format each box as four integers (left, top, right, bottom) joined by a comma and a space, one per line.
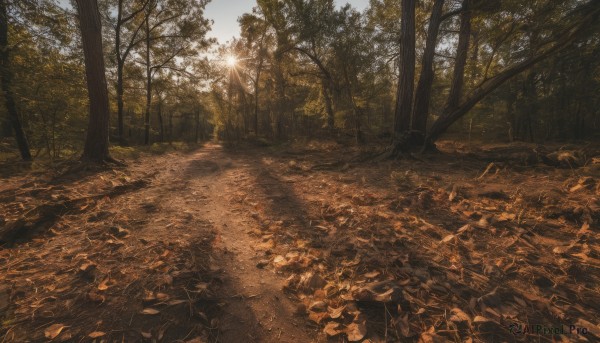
393, 0, 416, 137
411, 0, 445, 135
0, 0, 32, 160
76, 0, 111, 162
115, 0, 149, 144
139, 0, 212, 145
444, 0, 472, 113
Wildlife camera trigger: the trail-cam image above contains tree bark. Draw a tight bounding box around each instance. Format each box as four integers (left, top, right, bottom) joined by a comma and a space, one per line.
444, 0, 472, 112
322, 78, 335, 131
144, 15, 151, 145
157, 96, 164, 142
76, 0, 111, 162
0, 0, 32, 161
393, 0, 416, 136
254, 57, 263, 135
411, 0, 445, 134
115, 0, 125, 143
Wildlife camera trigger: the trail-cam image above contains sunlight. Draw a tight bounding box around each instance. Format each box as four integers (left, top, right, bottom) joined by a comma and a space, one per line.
226, 55, 237, 68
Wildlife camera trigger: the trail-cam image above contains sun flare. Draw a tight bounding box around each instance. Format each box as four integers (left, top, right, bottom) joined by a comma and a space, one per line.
226, 55, 237, 67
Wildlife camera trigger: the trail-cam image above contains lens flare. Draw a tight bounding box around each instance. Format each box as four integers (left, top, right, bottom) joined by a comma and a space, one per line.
226, 55, 237, 67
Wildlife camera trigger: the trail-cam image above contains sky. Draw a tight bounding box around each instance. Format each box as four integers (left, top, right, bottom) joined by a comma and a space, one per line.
205, 0, 370, 44
58, 0, 370, 45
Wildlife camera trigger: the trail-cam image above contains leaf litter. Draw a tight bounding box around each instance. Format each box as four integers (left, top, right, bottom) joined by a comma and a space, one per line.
0, 153, 221, 342
226, 140, 600, 342
1, 141, 599, 342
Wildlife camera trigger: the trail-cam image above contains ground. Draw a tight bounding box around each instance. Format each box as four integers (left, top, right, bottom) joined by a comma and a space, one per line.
0, 140, 599, 342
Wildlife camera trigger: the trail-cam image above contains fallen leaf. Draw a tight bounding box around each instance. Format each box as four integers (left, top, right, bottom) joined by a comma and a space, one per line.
363, 271, 380, 279
457, 224, 471, 234
396, 313, 410, 337
167, 299, 187, 306
88, 331, 106, 338
328, 306, 346, 319
345, 322, 367, 342
473, 315, 490, 323
308, 301, 327, 312
497, 212, 516, 222
308, 311, 329, 324
441, 234, 455, 243
44, 324, 66, 340
97, 278, 110, 291
449, 308, 471, 324
323, 322, 343, 336
141, 308, 160, 315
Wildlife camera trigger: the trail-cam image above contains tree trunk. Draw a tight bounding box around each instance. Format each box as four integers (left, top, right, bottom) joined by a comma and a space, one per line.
115, 0, 124, 143
76, 0, 111, 162
0, 0, 32, 161
393, 0, 416, 136
444, 0, 472, 112
254, 65, 262, 136
144, 15, 151, 145
253, 42, 265, 136
116, 63, 125, 143
322, 78, 335, 131
195, 108, 200, 143
411, 0, 445, 135
273, 52, 286, 138
157, 97, 164, 142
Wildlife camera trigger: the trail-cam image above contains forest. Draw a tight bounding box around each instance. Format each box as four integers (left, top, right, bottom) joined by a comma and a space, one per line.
1, 0, 600, 342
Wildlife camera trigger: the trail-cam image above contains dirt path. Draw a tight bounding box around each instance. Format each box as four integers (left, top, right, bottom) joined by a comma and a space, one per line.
0, 143, 318, 342
181, 144, 315, 342
2, 141, 599, 342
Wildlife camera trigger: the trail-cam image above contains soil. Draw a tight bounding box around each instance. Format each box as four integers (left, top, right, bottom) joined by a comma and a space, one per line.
1, 140, 599, 342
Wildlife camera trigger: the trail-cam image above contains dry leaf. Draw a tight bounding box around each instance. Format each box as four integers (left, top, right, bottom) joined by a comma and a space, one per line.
141, 308, 160, 315
323, 322, 343, 336
308, 311, 329, 324
449, 308, 471, 324
396, 313, 410, 337
441, 234, 455, 243
308, 301, 327, 312
497, 212, 515, 222
457, 224, 471, 234
363, 271, 380, 279
44, 324, 66, 340
345, 322, 367, 342
97, 278, 110, 291
88, 331, 106, 338
167, 299, 187, 306
328, 306, 346, 319
473, 315, 490, 323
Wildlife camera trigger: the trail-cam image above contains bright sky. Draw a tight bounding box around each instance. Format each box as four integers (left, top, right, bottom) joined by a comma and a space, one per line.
205, 0, 370, 44
58, 0, 370, 45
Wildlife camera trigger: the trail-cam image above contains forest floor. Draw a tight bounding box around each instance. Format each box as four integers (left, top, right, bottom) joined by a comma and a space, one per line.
1, 140, 599, 342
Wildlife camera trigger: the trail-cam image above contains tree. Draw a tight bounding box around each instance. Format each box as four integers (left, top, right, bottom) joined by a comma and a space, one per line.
425, 0, 600, 147
411, 0, 445, 135
239, 11, 268, 136
115, 0, 149, 144
0, 0, 32, 160
76, 0, 111, 162
392, 0, 415, 138
138, 0, 212, 145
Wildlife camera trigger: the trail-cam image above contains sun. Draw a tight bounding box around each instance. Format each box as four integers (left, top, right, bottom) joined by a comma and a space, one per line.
226, 55, 237, 68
